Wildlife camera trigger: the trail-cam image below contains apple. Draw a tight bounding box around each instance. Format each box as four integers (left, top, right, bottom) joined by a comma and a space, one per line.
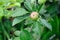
30, 12, 39, 20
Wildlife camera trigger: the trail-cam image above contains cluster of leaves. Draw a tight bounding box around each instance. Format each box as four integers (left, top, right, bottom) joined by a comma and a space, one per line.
0, 0, 60, 40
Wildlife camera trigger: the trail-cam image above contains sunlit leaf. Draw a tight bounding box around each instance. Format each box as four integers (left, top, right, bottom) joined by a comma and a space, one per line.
12, 8, 28, 17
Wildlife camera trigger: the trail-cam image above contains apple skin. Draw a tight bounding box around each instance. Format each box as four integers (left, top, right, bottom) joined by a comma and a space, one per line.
38, 0, 46, 4
30, 12, 39, 20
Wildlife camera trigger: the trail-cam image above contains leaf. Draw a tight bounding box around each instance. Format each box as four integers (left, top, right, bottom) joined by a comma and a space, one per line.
4, 20, 12, 32
40, 18, 52, 31
55, 16, 59, 35
12, 16, 27, 26
0, 0, 10, 2
39, 5, 46, 14
0, 24, 2, 32
32, 0, 38, 11
14, 37, 20, 40
4, 10, 12, 18
12, 8, 28, 17
24, 17, 33, 25
20, 30, 33, 40
41, 31, 52, 40
0, 7, 4, 19
32, 21, 41, 40
31, 0, 36, 4
47, 5, 57, 14
53, 16, 59, 36
16, 0, 24, 3
0, 34, 3, 40
24, 0, 32, 11
14, 30, 20, 36
0, 0, 10, 6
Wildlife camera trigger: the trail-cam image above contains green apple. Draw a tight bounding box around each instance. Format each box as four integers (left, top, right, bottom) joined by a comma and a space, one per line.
30, 12, 39, 20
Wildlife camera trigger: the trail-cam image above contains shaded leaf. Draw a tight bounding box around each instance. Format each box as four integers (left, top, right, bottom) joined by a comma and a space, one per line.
4, 20, 12, 32
20, 30, 33, 40
41, 31, 52, 40
47, 5, 57, 14
39, 5, 46, 14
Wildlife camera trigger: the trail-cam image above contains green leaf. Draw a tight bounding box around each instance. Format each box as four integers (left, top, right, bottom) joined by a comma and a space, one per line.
4, 20, 12, 32
32, 0, 37, 11
0, 24, 2, 33
40, 18, 52, 31
33, 21, 41, 40
53, 16, 59, 36
24, 0, 32, 11
55, 16, 59, 36
0, 7, 4, 19
31, 0, 36, 4
16, 0, 24, 3
14, 30, 20, 36
0, 0, 10, 6
0, 0, 10, 2
47, 5, 57, 14
0, 34, 3, 40
41, 31, 52, 40
12, 8, 28, 17
14, 37, 20, 40
25, 17, 33, 25
10, 0, 16, 3
39, 5, 46, 14
4, 10, 12, 18
20, 30, 33, 40
12, 16, 27, 26
12, 17, 24, 26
